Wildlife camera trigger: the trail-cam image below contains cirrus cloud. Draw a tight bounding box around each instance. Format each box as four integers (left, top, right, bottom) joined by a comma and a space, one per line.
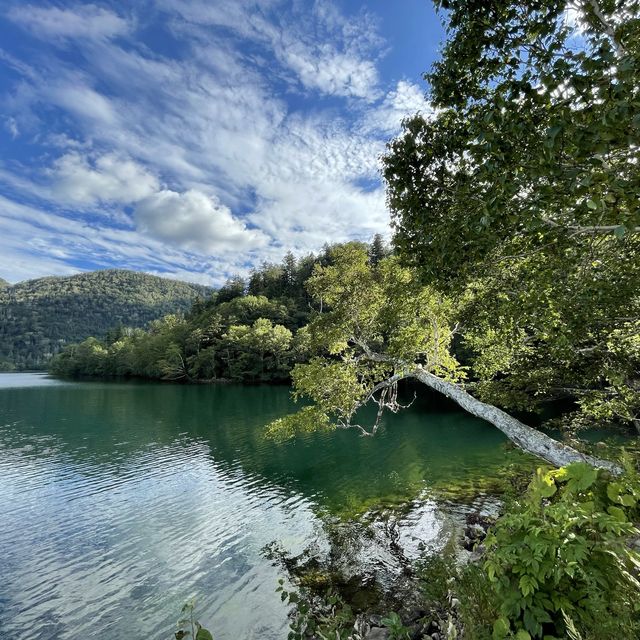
0, 0, 439, 285
7, 4, 130, 42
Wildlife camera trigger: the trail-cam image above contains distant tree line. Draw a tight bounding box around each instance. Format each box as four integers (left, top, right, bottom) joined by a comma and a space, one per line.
49, 237, 392, 383
0, 270, 211, 370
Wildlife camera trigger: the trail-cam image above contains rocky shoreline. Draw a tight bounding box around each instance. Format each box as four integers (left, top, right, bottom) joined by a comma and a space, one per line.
268, 491, 503, 640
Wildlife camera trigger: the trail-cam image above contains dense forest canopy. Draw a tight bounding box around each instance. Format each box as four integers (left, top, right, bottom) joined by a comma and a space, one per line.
383, 0, 640, 434
49, 239, 392, 383
0, 269, 210, 370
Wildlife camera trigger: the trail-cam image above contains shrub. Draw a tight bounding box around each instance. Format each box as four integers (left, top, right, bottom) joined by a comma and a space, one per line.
484, 462, 640, 639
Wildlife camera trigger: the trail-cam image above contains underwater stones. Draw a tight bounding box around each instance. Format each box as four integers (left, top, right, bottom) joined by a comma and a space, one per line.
364, 627, 390, 639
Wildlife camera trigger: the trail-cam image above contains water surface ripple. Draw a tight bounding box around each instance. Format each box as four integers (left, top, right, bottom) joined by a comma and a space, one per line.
0, 373, 512, 639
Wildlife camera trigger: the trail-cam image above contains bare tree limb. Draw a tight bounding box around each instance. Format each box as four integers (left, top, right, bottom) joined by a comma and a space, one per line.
344, 339, 621, 472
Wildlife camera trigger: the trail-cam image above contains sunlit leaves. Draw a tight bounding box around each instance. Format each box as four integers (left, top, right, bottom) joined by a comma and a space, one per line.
264, 406, 333, 442
174, 601, 214, 640
382, 0, 640, 432
265, 244, 464, 438
305, 245, 460, 372
291, 358, 368, 421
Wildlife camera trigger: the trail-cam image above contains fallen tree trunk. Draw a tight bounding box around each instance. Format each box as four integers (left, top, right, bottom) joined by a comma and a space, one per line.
411, 366, 621, 473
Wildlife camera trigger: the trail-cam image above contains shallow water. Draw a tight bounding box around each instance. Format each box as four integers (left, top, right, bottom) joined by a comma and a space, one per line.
0, 373, 516, 639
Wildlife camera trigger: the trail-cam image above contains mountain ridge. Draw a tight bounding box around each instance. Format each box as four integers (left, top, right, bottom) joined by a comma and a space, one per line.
0, 269, 212, 370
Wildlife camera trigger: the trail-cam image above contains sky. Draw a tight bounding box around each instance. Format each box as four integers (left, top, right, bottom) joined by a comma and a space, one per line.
0, 0, 444, 286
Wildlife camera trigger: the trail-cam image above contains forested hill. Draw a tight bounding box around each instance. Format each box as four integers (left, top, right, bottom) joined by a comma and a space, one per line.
0, 270, 211, 370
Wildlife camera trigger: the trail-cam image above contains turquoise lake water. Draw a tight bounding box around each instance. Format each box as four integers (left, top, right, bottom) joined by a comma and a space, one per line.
0, 373, 517, 639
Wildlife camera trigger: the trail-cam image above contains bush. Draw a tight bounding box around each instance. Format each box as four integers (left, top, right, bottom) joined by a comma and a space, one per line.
417, 554, 498, 640
484, 462, 640, 639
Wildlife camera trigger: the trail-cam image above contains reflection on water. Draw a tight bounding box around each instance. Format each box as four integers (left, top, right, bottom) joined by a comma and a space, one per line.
0, 374, 515, 639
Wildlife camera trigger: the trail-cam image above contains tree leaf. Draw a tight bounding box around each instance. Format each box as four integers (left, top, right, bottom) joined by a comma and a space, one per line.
614, 225, 626, 239
492, 617, 510, 640
607, 506, 627, 522
195, 626, 214, 640
564, 463, 598, 492
607, 482, 622, 503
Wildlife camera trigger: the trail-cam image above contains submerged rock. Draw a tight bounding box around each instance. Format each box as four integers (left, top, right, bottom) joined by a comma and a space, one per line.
364, 627, 390, 639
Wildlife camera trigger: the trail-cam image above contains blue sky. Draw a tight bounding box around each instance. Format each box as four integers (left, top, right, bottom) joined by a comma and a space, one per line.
0, 0, 444, 285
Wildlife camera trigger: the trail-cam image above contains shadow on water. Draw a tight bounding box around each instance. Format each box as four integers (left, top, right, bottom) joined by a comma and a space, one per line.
0, 374, 527, 640
0, 375, 517, 507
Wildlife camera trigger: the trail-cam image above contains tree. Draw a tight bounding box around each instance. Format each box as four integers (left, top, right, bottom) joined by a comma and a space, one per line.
158, 342, 190, 381
216, 275, 246, 303
382, 0, 640, 433
221, 318, 293, 381
266, 245, 618, 470
0, 269, 209, 370
282, 251, 298, 296
368, 233, 389, 266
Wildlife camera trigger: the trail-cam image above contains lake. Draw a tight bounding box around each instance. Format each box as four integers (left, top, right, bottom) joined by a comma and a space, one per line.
0, 373, 520, 639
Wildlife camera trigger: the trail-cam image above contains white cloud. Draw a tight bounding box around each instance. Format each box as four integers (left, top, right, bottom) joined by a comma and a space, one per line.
280, 44, 379, 100
8, 4, 130, 42
4, 117, 19, 138
0, 0, 420, 283
50, 153, 159, 205
248, 181, 389, 254
0, 194, 238, 285
134, 190, 267, 254
146, 268, 221, 287
363, 80, 432, 134
165, 0, 382, 100
47, 84, 118, 124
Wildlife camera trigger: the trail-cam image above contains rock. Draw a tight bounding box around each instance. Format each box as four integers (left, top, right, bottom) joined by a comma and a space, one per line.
399, 607, 426, 623
461, 535, 474, 551
430, 634, 440, 640
367, 614, 383, 627
469, 543, 486, 562
365, 628, 390, 640
450, 598, 460, 609
406, 622, 423, 640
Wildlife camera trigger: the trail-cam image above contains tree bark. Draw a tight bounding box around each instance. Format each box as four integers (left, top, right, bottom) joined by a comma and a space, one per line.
411, 366, 621, 473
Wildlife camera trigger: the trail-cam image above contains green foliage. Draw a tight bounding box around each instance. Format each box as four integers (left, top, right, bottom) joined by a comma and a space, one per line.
276, 579, 356, 640
368, 233, 390, 266
383, 0, 640, 432
484, 463, 640, 639
215, 274, 245, 304
50, 311, 297, 384
0, 358, 15, 372
49, 243, 386, 384
417, 554, 499, 640
264, 405, 334, 442
0, 269, 209, 370
174, 600, 214, 640
266, 244, 463, 439
380, 611, 411, 639
386, 0, 640, 284
220, 318, 293, 381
